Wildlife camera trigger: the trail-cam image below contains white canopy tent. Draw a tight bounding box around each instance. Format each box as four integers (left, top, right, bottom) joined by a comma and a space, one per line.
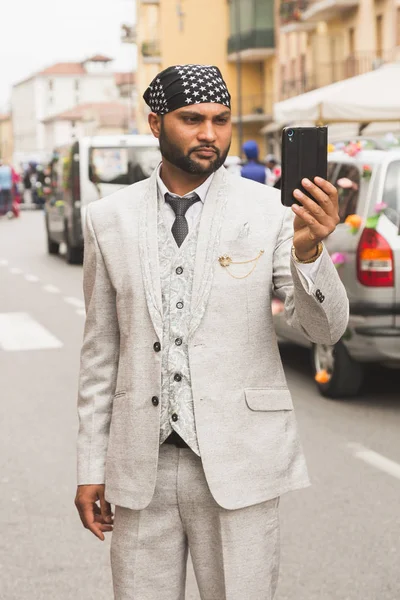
273, 62, 400, 124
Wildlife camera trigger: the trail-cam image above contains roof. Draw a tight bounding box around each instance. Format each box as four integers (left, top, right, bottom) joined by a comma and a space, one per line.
13, 56, 115, 87
82, 54, 113, 63
115, 72, 135, 86
42, 102, 130, 128
40, 62, 86, 76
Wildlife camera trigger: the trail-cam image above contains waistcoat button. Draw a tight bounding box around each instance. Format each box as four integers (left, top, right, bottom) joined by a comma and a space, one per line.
176, 301, 184, 309
176, 266, 183, 275
152, 396, 159, 406
153, 342, 161, 352
174, 373, 182, 382
175, 338, 183, 346
171, 413, 179, 422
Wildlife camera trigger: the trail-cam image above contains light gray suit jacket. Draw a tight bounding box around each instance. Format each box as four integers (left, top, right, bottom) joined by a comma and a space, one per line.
77, 167, 349, 510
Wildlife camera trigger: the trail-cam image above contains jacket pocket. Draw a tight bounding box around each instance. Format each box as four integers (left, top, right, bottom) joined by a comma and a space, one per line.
245, 388, 293, 411
113, 391, 126, 400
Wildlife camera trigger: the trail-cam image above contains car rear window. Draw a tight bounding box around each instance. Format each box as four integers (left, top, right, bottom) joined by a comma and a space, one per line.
330, 163, 361, 223
382, 160, 400, 226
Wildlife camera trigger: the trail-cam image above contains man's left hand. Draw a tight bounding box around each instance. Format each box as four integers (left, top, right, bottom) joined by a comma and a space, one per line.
292, 177, 340, 261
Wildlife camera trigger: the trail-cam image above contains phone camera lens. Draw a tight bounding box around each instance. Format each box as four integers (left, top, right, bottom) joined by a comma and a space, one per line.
288, 129, 294, 137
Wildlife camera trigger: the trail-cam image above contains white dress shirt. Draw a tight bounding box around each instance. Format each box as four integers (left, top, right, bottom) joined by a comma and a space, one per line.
156, 164, 322, 289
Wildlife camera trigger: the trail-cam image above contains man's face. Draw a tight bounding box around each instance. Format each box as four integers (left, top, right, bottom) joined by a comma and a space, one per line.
151, 104, 232, 175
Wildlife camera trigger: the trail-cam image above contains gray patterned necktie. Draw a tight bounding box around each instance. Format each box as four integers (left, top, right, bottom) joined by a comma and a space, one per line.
164, 193, 201, 247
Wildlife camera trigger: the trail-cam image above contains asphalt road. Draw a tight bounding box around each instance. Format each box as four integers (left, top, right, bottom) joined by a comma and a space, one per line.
1, 211, 400, 600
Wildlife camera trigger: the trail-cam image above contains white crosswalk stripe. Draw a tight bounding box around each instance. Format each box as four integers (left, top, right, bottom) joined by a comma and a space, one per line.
0, 312, 63, 351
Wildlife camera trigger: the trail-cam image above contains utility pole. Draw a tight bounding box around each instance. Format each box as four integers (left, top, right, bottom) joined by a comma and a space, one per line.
234, 0, 243, 158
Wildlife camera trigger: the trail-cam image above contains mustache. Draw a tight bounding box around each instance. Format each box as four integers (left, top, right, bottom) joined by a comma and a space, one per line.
190, 145, 220, 156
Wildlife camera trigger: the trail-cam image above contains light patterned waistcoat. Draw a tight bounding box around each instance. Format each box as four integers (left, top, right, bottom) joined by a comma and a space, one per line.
157, 200, 201, 455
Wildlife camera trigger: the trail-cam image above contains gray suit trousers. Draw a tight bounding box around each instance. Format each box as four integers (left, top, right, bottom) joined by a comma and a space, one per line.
110, 444, 280, 600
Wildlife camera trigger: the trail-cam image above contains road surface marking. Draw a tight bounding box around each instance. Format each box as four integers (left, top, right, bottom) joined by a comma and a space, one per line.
25, 274, 40, 283
348, 443, 400, 481
64, 296, 85, 309
9, 267, 22, 275
0, 312, 63, 351
76, 308, 86, 317
0, 259, 8, 266
42, 284, 61, 294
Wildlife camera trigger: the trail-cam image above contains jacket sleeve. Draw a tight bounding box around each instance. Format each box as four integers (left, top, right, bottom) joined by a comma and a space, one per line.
273, 207, 349, 345
77, 205, 120, 485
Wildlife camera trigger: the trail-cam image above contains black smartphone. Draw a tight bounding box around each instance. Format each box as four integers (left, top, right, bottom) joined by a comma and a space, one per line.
281, 126, 328, 207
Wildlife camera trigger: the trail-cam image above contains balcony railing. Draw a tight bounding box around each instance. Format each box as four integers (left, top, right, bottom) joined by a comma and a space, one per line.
280, 0, 308, 25
141, 40, 161, 58
121, 24, 136, 44
280, 0, 359, 28
228, 29, 275, 60
280, 50, 395, 100
231, 94, 273, 122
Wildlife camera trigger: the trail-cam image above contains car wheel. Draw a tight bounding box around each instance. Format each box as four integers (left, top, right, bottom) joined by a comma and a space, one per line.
46, 222, 59, 255
311, 340, 364, 399
65, 226, 83, 265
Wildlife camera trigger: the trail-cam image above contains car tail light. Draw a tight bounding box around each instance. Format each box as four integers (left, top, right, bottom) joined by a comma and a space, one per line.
357, 228, 394, 287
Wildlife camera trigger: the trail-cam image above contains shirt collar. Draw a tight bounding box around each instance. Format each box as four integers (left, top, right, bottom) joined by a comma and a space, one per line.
156, 163, 214, 204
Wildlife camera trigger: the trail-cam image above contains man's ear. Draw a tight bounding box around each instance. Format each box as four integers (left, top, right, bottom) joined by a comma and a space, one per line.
148, 113, 161, 139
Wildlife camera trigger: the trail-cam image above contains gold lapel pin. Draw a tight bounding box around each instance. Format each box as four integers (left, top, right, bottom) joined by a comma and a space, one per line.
218, 255, 232, 267
218, 250, 265, 279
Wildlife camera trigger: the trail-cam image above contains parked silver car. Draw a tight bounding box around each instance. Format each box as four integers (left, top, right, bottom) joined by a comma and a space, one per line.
274, 147, 400, 398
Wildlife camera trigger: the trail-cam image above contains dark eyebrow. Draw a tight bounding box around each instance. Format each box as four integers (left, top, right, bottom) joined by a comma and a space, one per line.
178, 110, 231, 119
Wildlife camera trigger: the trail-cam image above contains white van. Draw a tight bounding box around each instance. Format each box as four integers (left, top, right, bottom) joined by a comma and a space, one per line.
45, 135, 161, 264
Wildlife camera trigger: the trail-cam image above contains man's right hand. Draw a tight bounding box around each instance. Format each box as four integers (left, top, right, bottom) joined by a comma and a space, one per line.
75, 484, 114, 541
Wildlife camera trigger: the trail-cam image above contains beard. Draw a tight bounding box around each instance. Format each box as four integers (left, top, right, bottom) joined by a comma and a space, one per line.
159, 122, 230, 175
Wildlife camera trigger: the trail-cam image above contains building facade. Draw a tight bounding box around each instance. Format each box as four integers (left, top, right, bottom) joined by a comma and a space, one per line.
135, 0, 279, 156
0, 114, 14, 164
11, 56, 135, 165
279, 0, 400, 98
134, 0, 400, 156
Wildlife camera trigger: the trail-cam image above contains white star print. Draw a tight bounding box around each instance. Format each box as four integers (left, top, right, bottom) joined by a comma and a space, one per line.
202, 95, 208, 101
185, 98, 193, 103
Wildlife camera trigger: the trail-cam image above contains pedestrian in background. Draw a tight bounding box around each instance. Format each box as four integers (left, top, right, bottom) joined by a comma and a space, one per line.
0, 159, 13, 218
265, 154, 281, 187
240, 139, 267, 184
75, 63, 348, 600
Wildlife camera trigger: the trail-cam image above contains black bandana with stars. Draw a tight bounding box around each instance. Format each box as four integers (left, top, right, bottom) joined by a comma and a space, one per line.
143, 64, 231, 115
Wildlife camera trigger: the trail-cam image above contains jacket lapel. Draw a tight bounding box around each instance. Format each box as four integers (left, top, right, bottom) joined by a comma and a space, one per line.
189, 167, 229, 337
138, 169, 163, 340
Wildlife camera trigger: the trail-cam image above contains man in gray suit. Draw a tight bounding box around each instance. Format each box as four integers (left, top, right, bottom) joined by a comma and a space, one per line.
75, 65, 348, 599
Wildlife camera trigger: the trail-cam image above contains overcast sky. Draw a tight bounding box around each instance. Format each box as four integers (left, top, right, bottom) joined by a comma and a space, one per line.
0, 0, 136, 112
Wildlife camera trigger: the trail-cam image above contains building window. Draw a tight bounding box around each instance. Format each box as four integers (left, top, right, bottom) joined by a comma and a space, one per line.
280, 63, 286, 97
75, 80, 80, 91
376, 15, 383, 59
397, 8, 400, 46
48, 80, 53, 91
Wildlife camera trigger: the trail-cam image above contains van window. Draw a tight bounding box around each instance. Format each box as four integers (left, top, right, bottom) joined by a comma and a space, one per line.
69, 141, 81, 201
382, 160, 400, 225
89, 146, 160, 186
332, 164, 360, 223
